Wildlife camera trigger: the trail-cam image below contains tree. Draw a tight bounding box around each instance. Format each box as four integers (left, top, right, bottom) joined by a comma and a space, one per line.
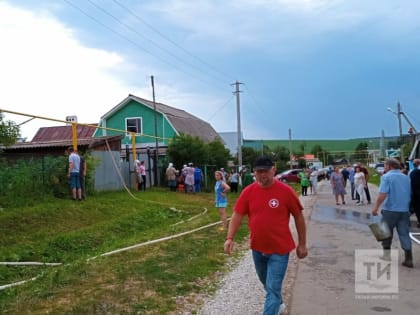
353, 142, 369, 163
271, 145, 290, 171
0, 112, 20, 146
311, 144, 330, 166
241, 146, 260, 168
167, 134, 230, 169
167, 133, 207, 169
299, 141, 307, 156
206, 138, 231, 167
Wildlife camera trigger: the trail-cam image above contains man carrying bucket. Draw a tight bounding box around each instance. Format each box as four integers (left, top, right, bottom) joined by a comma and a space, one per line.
372, 158, 413, 268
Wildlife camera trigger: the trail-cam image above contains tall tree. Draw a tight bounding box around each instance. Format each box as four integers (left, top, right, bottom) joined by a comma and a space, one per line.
354, 142, 369, 163
167, 134, 230, 169
311, 144, 330, 166
241, 146, 260, 168
206, 138, 231, 167
0, 112, 20, 146
167, 133, 207, 169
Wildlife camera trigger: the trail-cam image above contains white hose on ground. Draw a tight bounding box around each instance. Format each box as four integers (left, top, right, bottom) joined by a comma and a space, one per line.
0, 262, 61, 266
90, 218, 223, 260
1, 216, 228, 290
0, 276, 40, 290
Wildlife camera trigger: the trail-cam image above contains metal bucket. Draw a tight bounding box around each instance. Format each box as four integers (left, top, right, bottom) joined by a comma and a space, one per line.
369, 218, 391, 241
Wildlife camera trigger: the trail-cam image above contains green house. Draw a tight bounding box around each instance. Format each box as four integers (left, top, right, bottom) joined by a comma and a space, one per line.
94, 94, 219, 153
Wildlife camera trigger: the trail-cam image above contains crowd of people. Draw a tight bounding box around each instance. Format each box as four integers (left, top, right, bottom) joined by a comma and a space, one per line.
163, 163, 256, 194
320, 159, 419, 269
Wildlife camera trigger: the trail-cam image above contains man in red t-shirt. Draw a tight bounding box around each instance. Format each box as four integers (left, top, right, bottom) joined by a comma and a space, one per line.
224, 156, 307, 315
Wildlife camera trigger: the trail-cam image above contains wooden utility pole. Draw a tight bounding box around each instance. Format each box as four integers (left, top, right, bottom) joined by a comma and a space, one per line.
151, 75, 159, 186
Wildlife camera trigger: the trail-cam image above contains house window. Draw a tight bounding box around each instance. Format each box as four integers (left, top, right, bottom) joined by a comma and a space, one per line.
126, 117, 142, 134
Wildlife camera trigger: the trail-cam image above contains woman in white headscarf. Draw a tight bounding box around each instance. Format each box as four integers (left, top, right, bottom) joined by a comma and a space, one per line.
166, 162, 178, 191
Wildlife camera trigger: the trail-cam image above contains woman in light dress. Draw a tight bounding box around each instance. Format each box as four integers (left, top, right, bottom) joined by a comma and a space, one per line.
330, 167, 346, 205
354, 166, 367, 205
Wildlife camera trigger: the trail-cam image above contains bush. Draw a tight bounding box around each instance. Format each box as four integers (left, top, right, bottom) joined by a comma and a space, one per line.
0, 156, 79, 207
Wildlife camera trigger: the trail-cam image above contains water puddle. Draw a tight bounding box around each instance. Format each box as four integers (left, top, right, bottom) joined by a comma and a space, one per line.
311, 205, 372, 228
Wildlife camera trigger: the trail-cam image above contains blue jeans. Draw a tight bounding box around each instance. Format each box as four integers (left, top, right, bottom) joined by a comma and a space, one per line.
252, 250, 289, 315
381, 210, 411, 250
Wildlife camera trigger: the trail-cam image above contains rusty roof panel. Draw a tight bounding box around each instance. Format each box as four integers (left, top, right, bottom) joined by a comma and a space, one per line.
31, 124, 98, 142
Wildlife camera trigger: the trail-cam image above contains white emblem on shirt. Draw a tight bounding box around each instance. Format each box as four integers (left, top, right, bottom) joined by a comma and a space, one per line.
269, 198, 279, 208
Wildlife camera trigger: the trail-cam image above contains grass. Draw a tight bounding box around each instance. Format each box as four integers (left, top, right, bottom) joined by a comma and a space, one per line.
0, 188, 249, 314
245, 138, 388, 153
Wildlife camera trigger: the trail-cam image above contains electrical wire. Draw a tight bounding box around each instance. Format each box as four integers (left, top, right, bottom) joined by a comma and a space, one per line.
205, 94, 235, 122
86, 0, 230, 87
63, 0, 230, 92
111, 0, 236, 82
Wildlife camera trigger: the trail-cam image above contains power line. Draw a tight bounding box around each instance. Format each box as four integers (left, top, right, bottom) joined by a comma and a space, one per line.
111, 0, 236, 82
63, 0, 230, 92
86, 0, 230, 86
206, 95, 235, 122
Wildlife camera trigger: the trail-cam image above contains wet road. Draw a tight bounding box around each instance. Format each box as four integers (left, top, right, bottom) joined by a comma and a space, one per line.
290, 180, 420, 315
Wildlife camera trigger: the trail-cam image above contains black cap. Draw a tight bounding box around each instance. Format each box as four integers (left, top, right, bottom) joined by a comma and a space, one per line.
254, 156, 274, 170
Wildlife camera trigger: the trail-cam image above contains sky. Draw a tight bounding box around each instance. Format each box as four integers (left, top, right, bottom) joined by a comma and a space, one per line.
1, 0, 420, 141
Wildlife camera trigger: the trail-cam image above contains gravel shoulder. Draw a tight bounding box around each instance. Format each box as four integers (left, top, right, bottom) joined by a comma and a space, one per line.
194, 185, 319, 315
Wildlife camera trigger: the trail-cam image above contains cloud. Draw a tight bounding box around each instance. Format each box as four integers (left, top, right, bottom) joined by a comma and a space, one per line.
0, 2, 138, 139
139, 0, 420, 56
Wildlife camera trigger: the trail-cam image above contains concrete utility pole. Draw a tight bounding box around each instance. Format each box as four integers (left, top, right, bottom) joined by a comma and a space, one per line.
151, 75, 159, 186
289, 128, 293, 169
397, 102, 403, 137
232, 81, 243, 169
380, 129, 385, 158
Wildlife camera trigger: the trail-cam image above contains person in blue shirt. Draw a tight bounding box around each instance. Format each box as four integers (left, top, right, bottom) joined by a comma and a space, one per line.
214, 170, 230, 231
372, 158, 413, 267
194, 165, 203, 192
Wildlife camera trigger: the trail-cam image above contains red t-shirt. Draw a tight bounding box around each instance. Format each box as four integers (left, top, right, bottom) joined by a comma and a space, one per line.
234, 180, 303, 254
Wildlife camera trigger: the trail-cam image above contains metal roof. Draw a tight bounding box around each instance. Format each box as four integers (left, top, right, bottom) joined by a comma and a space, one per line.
31, 124, 98, 142
101, 94, 219, 142
3, 124, 123, 151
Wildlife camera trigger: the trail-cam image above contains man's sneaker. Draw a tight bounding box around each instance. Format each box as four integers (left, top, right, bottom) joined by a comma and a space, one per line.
279, 303, 286, 314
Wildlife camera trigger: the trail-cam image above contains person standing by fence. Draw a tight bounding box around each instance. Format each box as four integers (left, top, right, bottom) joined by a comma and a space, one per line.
194, 165, 203, 192
139, 161, 146, 190
229, 167, 239, 193
165, 162, 177, 192
67, 147, 82, 201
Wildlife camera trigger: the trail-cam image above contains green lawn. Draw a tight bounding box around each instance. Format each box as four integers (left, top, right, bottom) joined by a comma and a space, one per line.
0, 189, 248, 314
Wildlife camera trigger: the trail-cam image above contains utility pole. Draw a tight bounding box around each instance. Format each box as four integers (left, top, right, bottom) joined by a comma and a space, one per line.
380, 129, 385, 159
231, 81, 243, 169
397, 102, 403, 137
151, 75, 159, 186
288, 128, 293, 169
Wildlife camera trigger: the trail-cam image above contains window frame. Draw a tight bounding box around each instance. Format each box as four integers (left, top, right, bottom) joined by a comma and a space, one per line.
125, 117, 142, 135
